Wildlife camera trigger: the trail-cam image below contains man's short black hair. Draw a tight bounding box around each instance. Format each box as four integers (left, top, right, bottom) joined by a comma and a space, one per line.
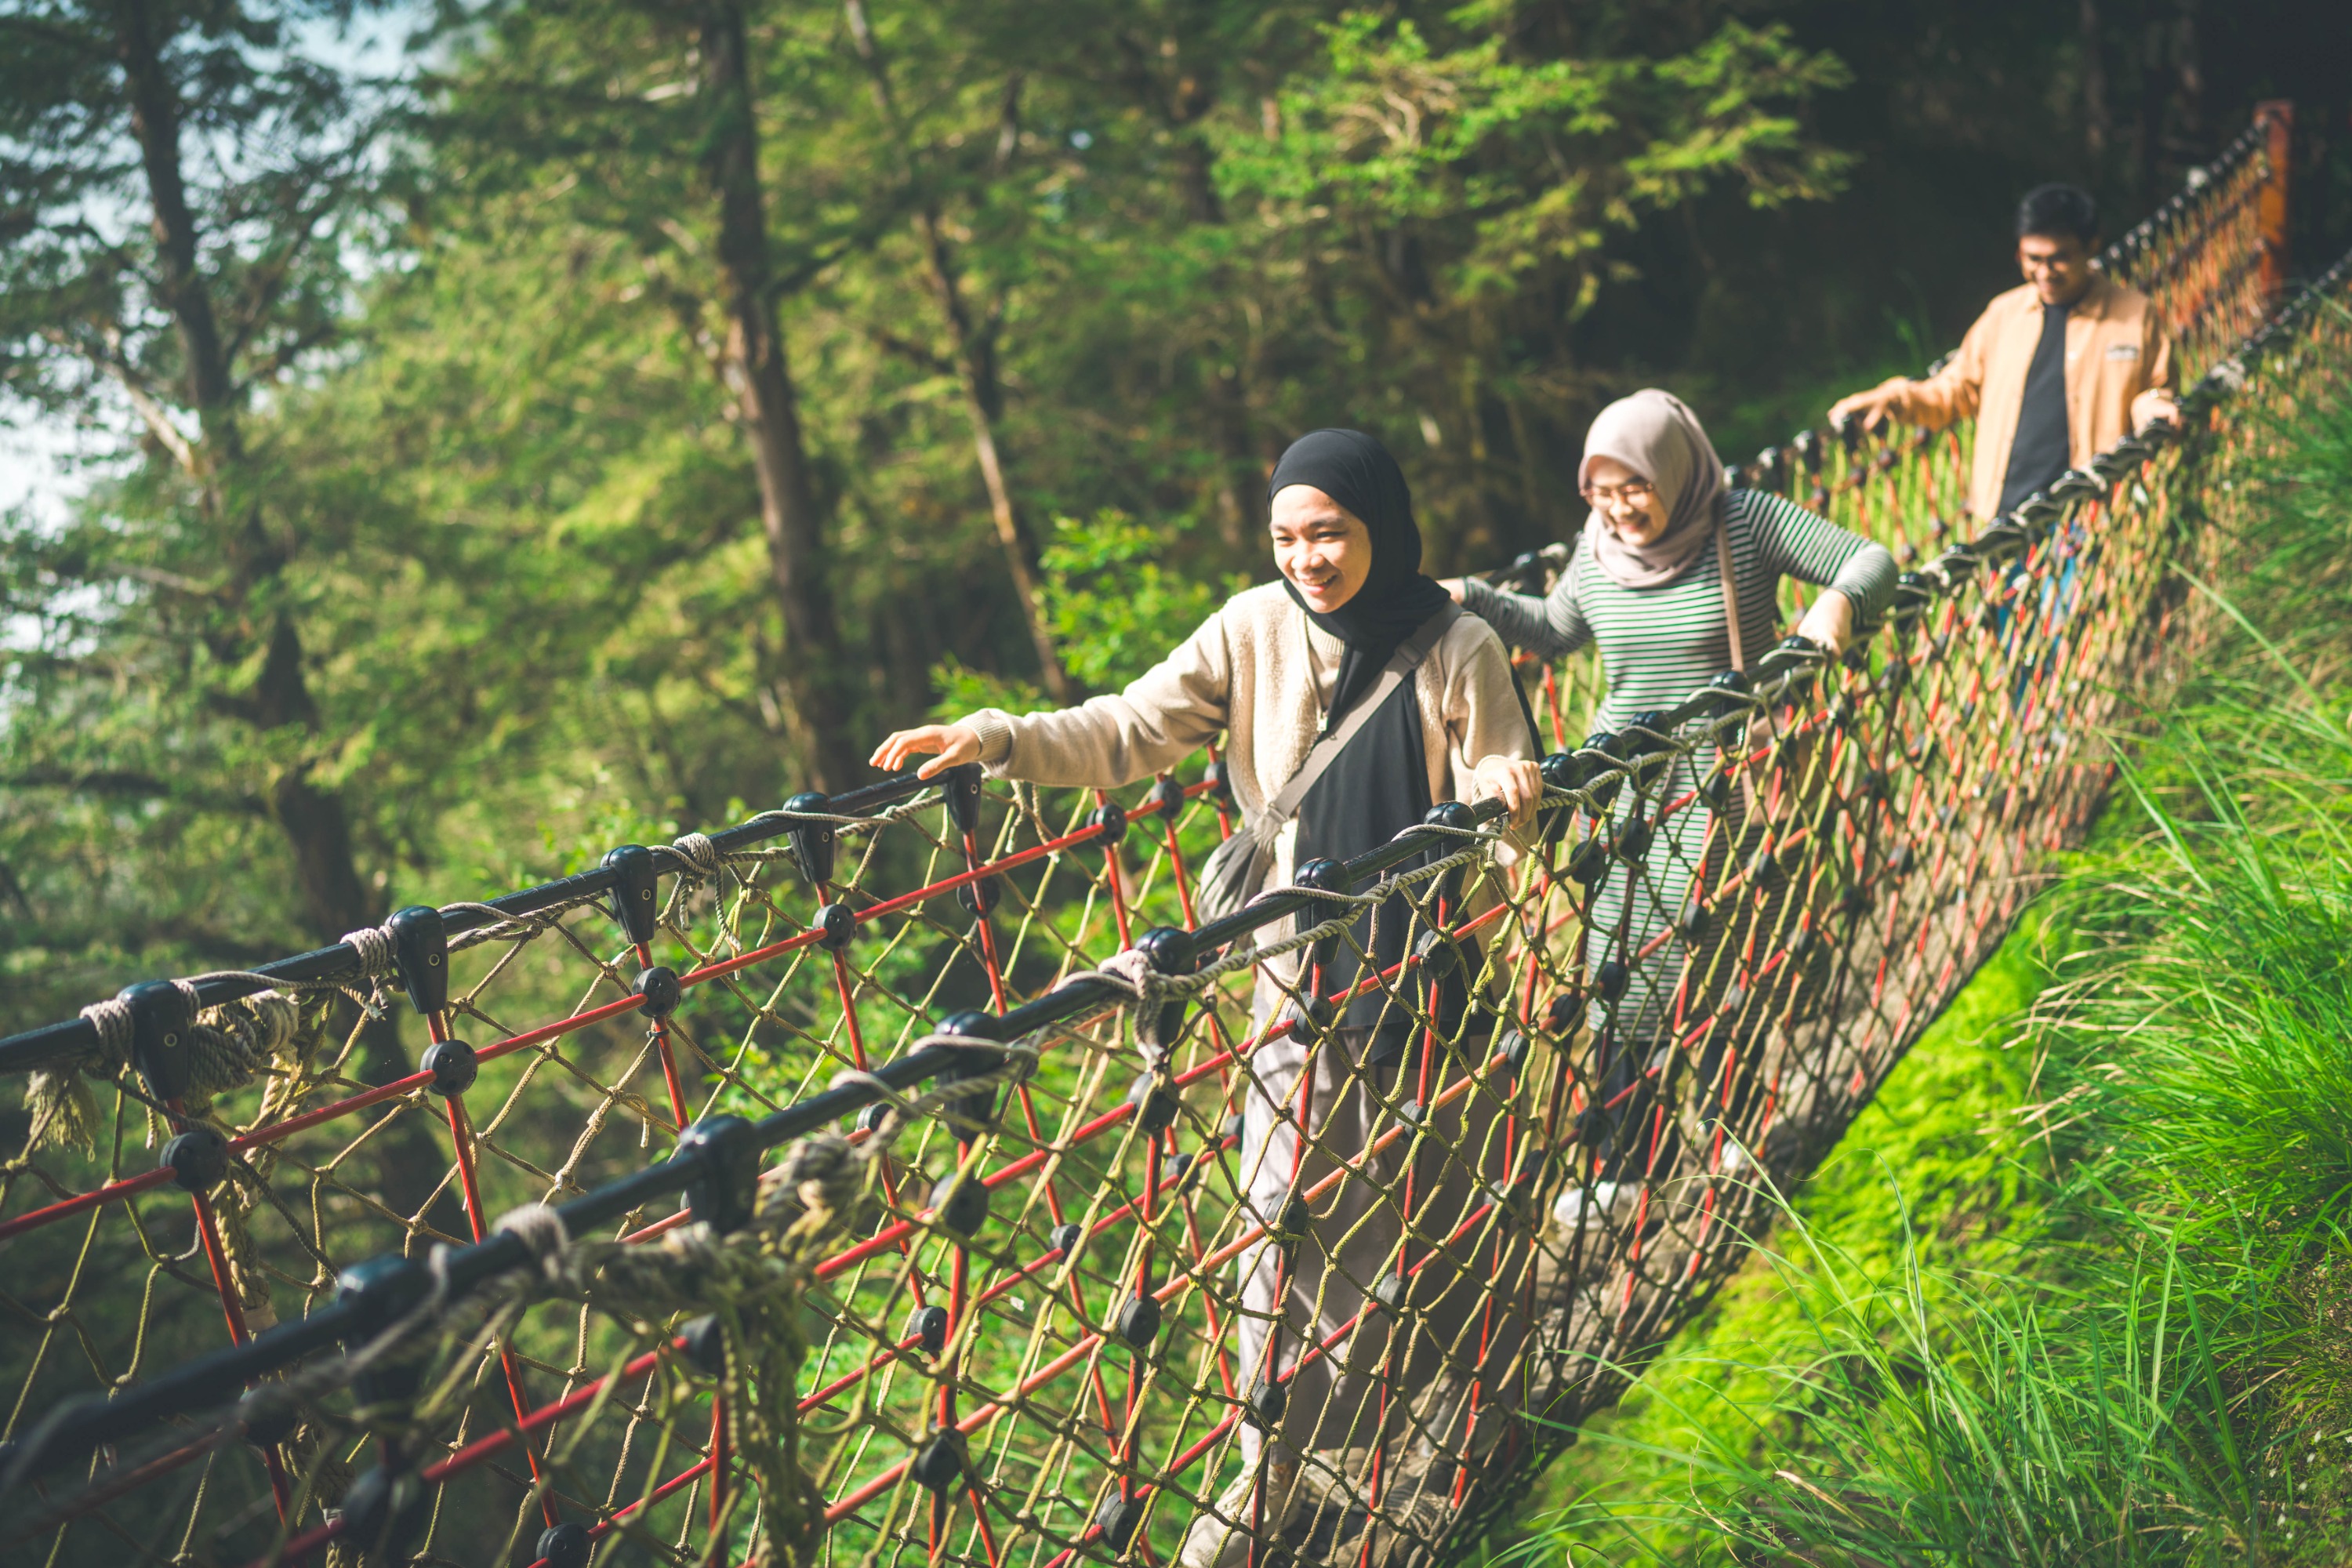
2016, 183, 2099, 243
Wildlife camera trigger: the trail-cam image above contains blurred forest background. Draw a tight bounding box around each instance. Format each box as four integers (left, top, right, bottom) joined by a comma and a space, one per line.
4, 0, 2350, 1057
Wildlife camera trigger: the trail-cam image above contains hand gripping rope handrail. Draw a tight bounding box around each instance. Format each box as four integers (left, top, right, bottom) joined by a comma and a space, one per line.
0, 112, 2334, 1568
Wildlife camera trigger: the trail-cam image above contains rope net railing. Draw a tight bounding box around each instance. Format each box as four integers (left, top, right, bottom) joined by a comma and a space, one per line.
0, 111, 2327, 1568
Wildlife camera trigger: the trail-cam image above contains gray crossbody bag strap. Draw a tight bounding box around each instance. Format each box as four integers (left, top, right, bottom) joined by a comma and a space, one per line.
1193, 603, 1462, 923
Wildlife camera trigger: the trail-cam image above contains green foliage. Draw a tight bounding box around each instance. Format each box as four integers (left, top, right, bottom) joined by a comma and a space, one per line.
1219, 15, 1849, 303
1039, 510, 1244, 691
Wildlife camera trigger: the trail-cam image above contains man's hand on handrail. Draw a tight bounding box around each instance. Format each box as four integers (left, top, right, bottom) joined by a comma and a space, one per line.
1827, 383, 1907, 434
2132, 386, 2181, 434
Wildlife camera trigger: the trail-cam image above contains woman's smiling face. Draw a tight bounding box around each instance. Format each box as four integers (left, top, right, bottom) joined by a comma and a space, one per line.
1584, 454, 1668, 545
1270, 485, 1374, 613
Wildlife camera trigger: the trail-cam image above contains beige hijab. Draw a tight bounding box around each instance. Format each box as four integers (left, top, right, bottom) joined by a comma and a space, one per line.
1582, 389, 1728, 590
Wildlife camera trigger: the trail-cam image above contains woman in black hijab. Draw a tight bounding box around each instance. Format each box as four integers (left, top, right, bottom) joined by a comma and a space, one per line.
873, 430, 1538, 1565
1269, 429, 1458, 732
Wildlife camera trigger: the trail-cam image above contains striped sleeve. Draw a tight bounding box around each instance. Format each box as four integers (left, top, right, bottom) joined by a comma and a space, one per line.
1737, 489, 1898, 626
1460, 548, 1594, 659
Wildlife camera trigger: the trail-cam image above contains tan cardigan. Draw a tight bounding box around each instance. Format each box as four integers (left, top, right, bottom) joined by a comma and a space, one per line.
1863, 274, 2176, 519
965, 581, 1537, 920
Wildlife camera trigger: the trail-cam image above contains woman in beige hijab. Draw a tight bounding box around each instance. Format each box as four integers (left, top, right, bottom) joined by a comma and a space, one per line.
1448, 390, 1896, 1214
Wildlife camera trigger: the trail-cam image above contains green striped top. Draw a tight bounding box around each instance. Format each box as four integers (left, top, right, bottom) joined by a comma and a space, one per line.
1461, 489, 1897, 731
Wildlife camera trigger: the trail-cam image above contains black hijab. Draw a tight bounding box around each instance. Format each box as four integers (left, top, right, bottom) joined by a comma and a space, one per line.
1269, 429, 1455, 734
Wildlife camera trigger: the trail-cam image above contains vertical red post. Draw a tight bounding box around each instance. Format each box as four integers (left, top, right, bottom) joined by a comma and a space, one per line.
2256, 101, 2293, 303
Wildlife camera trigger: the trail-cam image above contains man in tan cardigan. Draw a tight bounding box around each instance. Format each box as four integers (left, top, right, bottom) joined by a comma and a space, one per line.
1830, 183, 2179, 521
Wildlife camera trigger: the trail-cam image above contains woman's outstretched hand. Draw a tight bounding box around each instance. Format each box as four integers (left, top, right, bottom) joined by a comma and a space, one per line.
1472, 755, 1545, 832
870, 722, 983, 780
1439, 578, 1467, 604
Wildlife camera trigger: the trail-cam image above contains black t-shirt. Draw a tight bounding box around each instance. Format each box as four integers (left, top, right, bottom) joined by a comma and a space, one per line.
1999, 301, 2071, 514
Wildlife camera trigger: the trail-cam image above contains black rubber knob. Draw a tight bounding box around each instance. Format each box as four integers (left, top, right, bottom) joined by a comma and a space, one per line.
906, 1304, 949, 1356
161, 1125, 230, 1193
1114, 1292, 1162, 1348
536, 1521, 592, 1568
420, 1038, 477, 1098
928, 1172, 989, 1237
633, 965, 683, 1020
813, 902, 857, 953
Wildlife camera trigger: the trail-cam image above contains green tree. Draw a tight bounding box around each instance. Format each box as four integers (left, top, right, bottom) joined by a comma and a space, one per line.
426, 0, 910, 789
0, 0, 398, 1055
1210, 11, 1850, 562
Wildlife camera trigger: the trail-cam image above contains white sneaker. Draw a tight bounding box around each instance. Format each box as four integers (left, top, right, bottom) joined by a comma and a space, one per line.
1548, 1179, 1639, 1235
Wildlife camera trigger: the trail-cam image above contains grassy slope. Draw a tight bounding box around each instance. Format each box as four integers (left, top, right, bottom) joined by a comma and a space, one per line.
1490, 929, 2054, 1560
1490, 367, 2352, 1564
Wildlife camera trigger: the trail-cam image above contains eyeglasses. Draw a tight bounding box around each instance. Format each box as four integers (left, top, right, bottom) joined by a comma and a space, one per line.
1581, 478, 1656, 506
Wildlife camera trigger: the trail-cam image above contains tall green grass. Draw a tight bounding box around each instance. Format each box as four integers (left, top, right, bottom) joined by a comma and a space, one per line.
1490, 378, 2352, 1564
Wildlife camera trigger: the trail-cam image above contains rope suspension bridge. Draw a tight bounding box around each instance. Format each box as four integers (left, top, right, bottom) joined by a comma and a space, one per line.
1, 106, 2340, 1568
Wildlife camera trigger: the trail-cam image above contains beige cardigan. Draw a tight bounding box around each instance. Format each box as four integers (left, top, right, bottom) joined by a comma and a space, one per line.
965, 580, 1537, 916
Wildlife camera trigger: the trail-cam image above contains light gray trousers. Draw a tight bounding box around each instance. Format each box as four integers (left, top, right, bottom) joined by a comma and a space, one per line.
1228, 1015, 1528, 1468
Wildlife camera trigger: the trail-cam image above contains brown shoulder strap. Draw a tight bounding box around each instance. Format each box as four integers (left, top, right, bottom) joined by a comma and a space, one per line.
1715, 513, 1746, 673
1715, 511, 1761, 822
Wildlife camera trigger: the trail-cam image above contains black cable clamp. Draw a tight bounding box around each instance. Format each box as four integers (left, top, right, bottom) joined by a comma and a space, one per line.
678, 1314, 727, 1377
387, 905, 448, 1017
120, 980, 195, 1104
942, 763, 986, 838
782, 791, 837, 887
601, 845, 661, 946
339, 1464, 431, 1566
1294, 858, 1353, 971
1133, 925, 1196, 1051
932, 1014, 1005, 1135
676, 1116, 760, 1236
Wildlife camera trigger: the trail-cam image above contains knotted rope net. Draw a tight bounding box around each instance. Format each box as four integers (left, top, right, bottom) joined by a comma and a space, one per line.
0, 116, 2331, 1568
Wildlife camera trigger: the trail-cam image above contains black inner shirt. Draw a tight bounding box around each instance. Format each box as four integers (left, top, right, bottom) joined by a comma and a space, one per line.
1998, 301, 2072, 514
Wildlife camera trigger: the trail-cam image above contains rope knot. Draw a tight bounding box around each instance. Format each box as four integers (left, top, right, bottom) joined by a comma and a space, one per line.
76, 996, 133, 1063
762, 1131, 863, 1232
339, 924, 398, 982
493, 1203, 573, 1287
670, 832, 722, 880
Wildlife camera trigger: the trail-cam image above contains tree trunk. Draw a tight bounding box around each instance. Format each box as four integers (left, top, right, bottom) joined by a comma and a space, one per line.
698, 0, 862, 789
112, 0, 404, 1082
2078, 0, 2111, 162
112, 0, 236, 458
914, 209, 1074, 703
1131, 50, 1260, 560
843, 1, 1073, 704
